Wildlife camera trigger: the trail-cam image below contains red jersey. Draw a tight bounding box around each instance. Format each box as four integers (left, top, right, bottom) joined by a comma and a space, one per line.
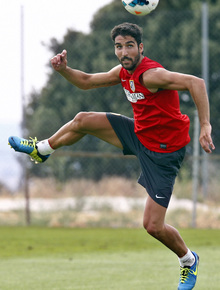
119, 57, 190, 153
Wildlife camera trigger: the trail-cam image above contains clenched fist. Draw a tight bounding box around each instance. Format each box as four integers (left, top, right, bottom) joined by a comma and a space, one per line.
51, 49, 67, 72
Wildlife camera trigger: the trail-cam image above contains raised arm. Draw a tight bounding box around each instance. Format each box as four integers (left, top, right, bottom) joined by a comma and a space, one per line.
51, 49, 121, 90
142, 68, 215, 153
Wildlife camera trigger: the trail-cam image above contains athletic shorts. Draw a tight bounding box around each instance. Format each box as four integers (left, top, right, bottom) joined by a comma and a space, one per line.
106, 112, 186, 208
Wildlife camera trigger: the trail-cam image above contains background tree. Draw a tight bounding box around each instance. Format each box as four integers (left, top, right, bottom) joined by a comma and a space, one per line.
25, 0, 220, 181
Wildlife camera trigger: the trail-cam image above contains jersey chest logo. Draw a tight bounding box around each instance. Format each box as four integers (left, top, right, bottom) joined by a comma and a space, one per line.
129, 80, 135, 92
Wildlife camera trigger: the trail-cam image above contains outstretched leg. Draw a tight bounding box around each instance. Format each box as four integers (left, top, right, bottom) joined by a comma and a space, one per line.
8, 112, 123, 163
49, 112, 123, 149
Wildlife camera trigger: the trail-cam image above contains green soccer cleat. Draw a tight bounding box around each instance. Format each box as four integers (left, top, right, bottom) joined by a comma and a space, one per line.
8, 136, 50, 164
178, 251, 199, 290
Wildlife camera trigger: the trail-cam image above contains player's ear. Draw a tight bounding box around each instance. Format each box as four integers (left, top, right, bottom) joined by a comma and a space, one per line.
139, 43, 144, 54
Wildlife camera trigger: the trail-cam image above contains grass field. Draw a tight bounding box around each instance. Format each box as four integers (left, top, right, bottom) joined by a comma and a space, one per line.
0, 227, 219, 290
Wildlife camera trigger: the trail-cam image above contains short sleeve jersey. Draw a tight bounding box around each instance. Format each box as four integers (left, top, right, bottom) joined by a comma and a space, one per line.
119, 56, 190, 153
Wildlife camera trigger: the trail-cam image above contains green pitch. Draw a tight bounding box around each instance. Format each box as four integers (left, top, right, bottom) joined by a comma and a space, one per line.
0, 227, 219, 289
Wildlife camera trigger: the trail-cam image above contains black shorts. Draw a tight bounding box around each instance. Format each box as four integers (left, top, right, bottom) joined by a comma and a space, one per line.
106, 113, 186, 208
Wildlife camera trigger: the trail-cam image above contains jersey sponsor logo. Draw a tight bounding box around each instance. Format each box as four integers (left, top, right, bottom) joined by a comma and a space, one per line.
123, 88, 145, 103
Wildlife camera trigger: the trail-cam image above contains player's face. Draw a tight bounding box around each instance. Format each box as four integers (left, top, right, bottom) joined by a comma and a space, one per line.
114, 35, 144, 72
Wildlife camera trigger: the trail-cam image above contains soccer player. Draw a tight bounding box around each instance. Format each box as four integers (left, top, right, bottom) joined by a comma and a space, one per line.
9, 23, 214, 289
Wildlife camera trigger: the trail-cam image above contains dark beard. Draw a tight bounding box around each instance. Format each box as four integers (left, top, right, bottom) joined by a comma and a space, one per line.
119, 53, 141, 71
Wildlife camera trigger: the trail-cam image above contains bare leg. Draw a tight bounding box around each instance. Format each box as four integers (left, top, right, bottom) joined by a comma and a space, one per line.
143, 196, 187, 257
49, 112, 123, 150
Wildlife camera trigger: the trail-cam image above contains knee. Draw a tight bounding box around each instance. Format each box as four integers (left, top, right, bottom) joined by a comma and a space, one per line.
72, 111, 89, 131
143, 220, 163, 239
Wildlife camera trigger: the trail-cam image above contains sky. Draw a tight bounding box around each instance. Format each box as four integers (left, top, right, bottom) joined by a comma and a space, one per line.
0, 0, 113, 189
0, 0, 113, 124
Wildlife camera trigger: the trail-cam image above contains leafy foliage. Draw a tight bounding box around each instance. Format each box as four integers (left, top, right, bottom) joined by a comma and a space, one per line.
25, 0, 220, 180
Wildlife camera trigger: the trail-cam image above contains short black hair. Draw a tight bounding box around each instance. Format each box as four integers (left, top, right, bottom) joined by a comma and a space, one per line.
111, 22, 143, 46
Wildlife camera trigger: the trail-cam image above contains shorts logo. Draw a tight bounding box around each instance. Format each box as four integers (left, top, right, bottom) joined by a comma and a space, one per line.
155, 194, 165, 199
129, 80, 135, 92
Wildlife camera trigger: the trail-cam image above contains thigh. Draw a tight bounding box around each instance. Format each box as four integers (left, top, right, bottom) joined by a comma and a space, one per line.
143, 195, 167, 230
106, 113, 140, 156
77, 112, 123, 149
138, 147, 186, 208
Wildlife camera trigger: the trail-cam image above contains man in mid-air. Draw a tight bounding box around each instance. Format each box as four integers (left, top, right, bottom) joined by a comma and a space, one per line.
9, 23, 215, 289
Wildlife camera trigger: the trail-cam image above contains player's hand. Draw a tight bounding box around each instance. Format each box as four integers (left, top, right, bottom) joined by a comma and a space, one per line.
199, 123, 215, 153
51, 49, 67, 72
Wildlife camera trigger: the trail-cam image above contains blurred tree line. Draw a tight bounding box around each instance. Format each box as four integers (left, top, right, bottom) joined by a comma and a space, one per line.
25, 0, 220, 181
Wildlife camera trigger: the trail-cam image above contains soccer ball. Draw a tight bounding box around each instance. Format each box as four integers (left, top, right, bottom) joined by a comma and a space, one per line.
121, 0, 159, 16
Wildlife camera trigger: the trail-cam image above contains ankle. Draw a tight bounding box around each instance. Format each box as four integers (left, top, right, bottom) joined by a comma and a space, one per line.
37, 139, 55, 155
179, 249, 195, 267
